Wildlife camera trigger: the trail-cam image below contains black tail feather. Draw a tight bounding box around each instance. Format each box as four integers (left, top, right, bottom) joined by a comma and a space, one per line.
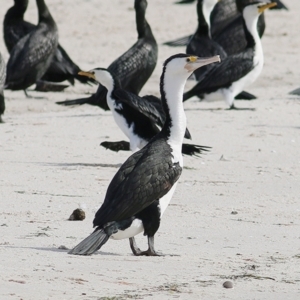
163, 35, 192, 47
68, 229, 109, 255
289, 87, 300, 96
56, 96, 93, 106
182, 143, 211, 157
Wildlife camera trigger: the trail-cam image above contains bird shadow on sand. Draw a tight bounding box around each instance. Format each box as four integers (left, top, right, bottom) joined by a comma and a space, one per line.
35, 162, 122, 168
184, 107, 256, 112
1, 245, 121, 256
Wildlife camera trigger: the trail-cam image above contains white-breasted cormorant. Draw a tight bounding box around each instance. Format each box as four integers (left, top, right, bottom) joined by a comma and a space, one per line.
77, 68, 210, 157
0, 52, 6, 123
68, 54, 220, 256
3, 0, 93, 88
183, 1, 277, 110
56, 0, 158, 111
5, 0, 58, 92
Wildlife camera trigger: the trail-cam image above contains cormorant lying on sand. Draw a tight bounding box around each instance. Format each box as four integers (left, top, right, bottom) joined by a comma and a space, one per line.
68, 53, 220, 256
77, 68, 211, 156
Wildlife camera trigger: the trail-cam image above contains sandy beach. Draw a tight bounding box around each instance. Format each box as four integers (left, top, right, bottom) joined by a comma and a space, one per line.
1, 0, 300, 299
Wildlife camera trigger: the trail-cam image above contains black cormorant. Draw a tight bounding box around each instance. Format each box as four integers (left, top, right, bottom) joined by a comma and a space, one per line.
5, 0, 58, 92
56, 0, 158, 111
3, 0, 93, 87
68, 53, 220, 256
183, 2, 277, 109
0, 52, 6, 123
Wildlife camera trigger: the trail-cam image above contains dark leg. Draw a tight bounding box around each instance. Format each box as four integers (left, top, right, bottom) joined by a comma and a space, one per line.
24, 90, 32, 98
228, 104, 255, 111
129, 236, 161, 256
100, 141, 130, 152
129, 237, 142, 255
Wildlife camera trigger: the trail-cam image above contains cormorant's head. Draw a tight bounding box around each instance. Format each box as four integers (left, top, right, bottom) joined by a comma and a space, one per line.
163, 53, 220, 77
78, 68, 114, 90
239, 1, 277, 16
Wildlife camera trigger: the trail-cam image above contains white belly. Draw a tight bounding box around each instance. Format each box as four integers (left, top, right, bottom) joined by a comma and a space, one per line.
159, 182, 178, 218
110, 103, 146, 152
110, 219, 144, 240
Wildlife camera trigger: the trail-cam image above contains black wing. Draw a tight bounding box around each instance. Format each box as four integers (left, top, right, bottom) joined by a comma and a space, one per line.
108, 39, 157, 95
93, 138, 182, 227
113, 89, 165, 127
6, 26, 58, 84
184, 49, 255, 98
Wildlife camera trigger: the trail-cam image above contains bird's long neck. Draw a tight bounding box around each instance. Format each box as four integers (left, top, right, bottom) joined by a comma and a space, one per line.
160, 70, 187, 156
196, 1, 215, 38
242, 10, 261, 49
6, 0, 28, 20
102, 72, 119, 109
135, 0, 153, 39
36, 0, 55, 26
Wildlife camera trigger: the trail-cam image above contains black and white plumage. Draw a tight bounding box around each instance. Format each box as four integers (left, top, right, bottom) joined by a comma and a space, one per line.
183, 1, 277, 109
0, 52, 6, 123
186, 0, 227, 81
57, 0, 158, 111
3, 0, 92, 87
5, 0, 58, 91
77, 68, 210, 157
68, 54, 220, 256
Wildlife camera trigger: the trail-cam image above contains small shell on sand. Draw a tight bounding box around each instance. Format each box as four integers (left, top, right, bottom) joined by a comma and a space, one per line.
68, 208, 86, 221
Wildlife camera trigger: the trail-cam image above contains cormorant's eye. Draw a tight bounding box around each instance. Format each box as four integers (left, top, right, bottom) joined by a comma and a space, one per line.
186, 58, 190, 62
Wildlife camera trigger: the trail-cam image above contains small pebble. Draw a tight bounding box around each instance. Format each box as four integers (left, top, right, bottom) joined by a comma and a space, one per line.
223, 281, 233, 289
58, 245, 69, 250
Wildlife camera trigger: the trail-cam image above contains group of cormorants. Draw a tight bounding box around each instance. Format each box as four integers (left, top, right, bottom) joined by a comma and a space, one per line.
0, 0, 297, 256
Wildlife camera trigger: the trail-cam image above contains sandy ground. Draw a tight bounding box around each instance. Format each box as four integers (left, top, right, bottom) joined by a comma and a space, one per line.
1, 0, 300, 299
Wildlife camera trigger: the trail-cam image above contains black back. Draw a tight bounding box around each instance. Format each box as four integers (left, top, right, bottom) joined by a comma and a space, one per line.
6, 0, 59, 90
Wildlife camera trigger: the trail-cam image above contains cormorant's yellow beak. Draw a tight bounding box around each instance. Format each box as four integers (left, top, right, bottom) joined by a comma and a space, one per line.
258, 2, 277, 13
185, 55, 221, 72
78, 71, 96, 80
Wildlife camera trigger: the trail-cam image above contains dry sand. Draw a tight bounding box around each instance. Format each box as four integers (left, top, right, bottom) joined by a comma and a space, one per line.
1, 0, 300, 299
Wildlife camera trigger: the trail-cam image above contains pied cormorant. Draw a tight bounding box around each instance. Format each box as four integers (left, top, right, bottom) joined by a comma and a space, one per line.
68, 53, 220, 256
56, 0, 158, 111
183, 1, 277, 110
5, 0, 58, 93
77, 68, 210, 157
0, 52, 6, 123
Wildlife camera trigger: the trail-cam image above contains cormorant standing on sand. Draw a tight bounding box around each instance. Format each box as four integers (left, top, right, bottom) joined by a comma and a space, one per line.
5, 0, 58, 93
183, 1, 277, 110
56, 0, 158, 111
3, 0, 92, 88
68, 53, 220, 256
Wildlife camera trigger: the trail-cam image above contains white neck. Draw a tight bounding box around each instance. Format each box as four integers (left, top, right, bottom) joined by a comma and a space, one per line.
243, 11, 263, 62
163, 73, 187, 164
202, 2, 215, 38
